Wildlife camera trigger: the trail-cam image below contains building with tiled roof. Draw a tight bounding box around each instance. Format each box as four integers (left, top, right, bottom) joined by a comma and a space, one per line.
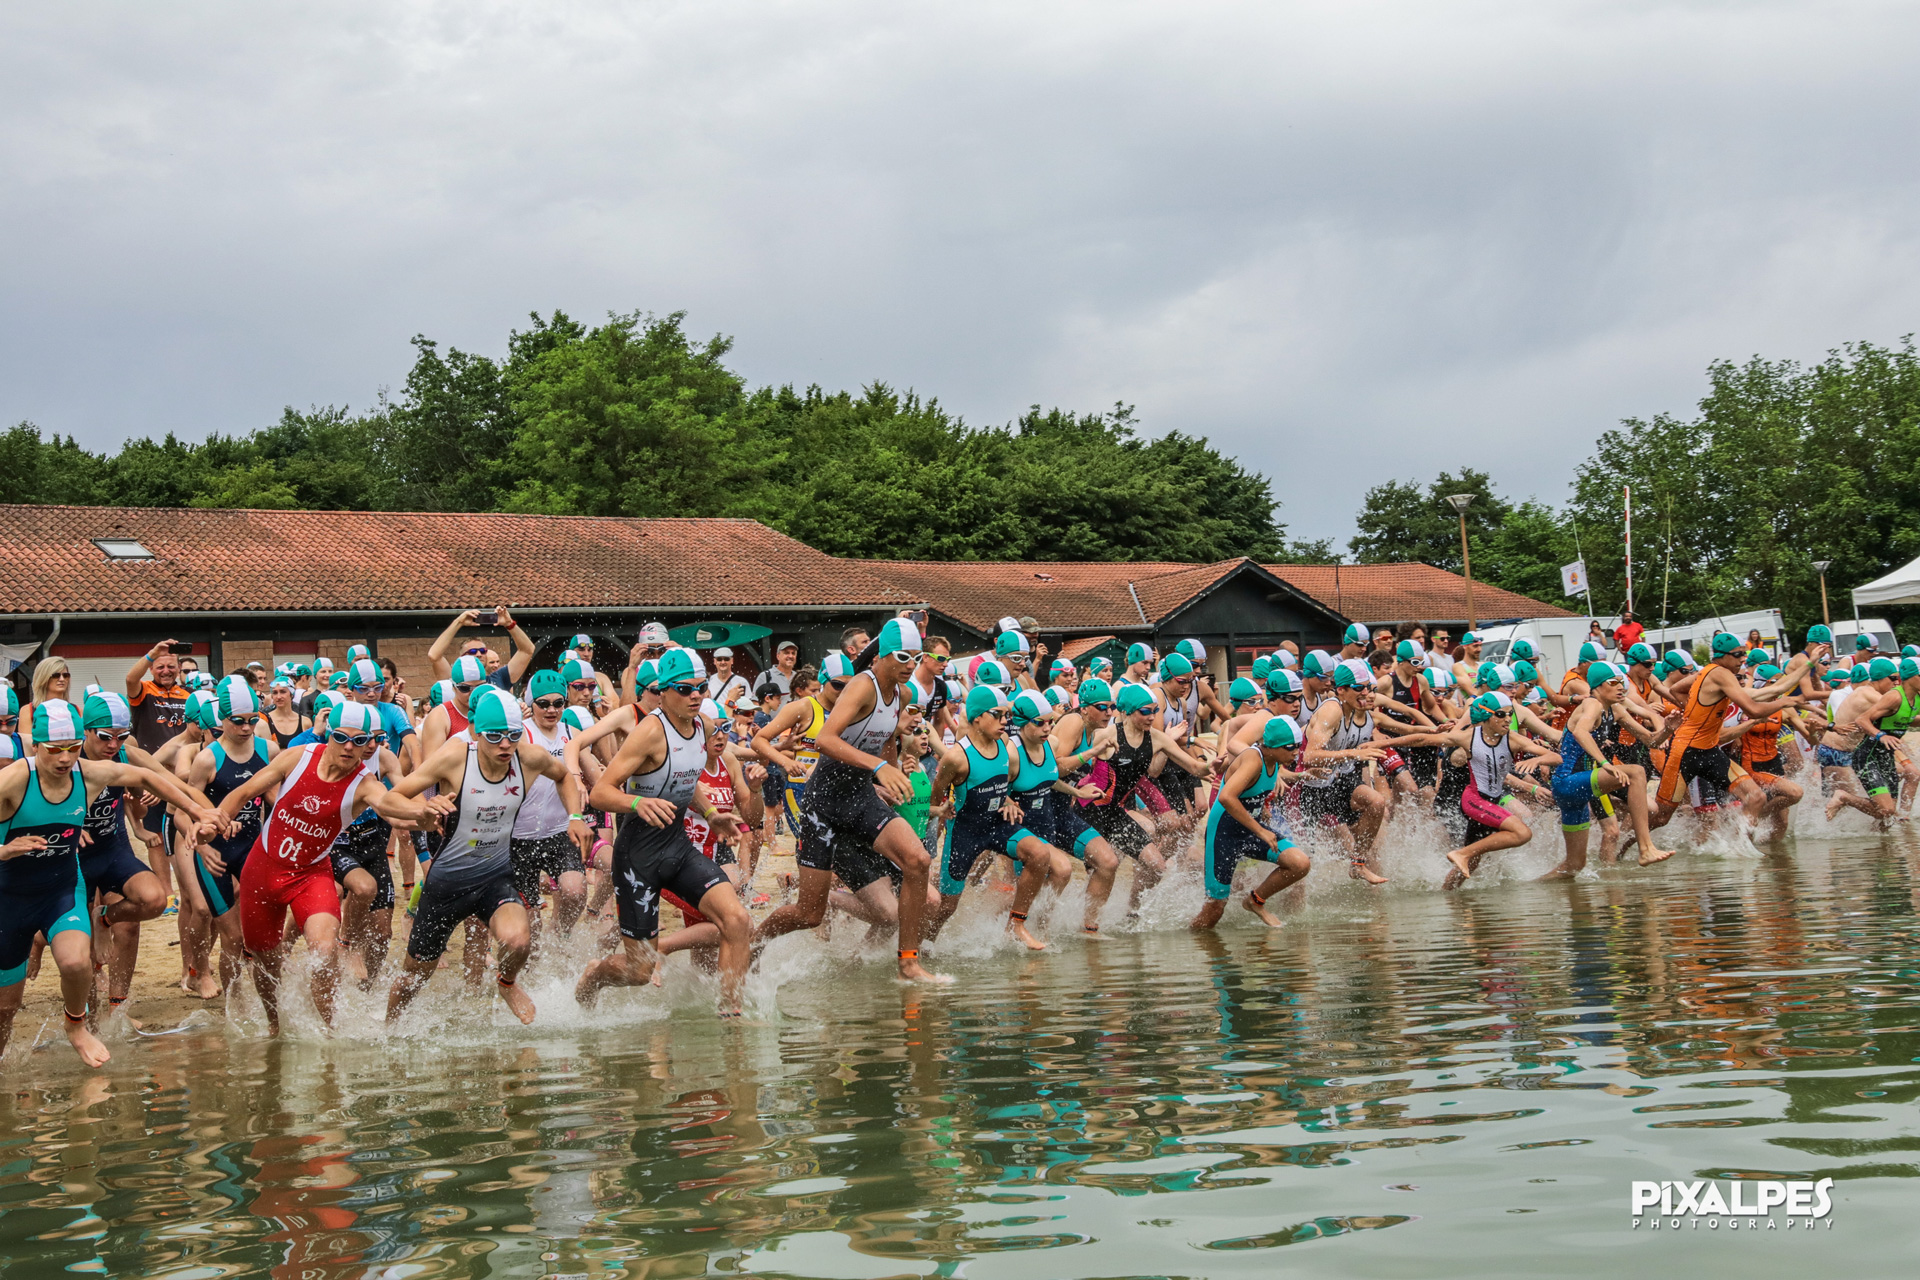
0, 505, 1575, 691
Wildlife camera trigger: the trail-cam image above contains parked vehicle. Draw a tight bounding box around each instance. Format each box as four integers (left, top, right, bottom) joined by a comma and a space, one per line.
1827, 617, 1901, 656
1472, 616, 1618, 683
1639, 609, 1788, 662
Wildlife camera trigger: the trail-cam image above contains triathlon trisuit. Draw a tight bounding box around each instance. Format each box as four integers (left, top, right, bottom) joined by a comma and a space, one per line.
78, 746, 150, 902
1551, 670, 1588, 730
799, 671, 906, 892
939, 736, 1017, 895
196, 739, 269, 916
268, 716, 304, 752
1460, 727, 1517, 838
238, 744, 370, 953
784, 695, 825, 823
1656, 676, 1745, 809
1203, 756, 1292, 901
0, 759, 91, 985
410, 741, 526, 962
1009, 736, 1094, 860
683, 759, 737, 865
1387, 668, 1441, 786
609, 709, 729, 940
1080, 723, 1157, 857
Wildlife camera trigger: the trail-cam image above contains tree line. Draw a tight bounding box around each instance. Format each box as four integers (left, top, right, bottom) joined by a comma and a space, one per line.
0, 310, 1329, 565
1347, 339, 1920, 632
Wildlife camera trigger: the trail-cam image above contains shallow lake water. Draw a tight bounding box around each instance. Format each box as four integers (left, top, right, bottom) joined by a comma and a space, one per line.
6, 822, 1920, 1279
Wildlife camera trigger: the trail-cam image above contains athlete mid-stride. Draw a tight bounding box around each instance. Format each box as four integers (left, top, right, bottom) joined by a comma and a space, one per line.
1, 700, 228, 1068
1193, 716, 1314, 931
214, 702, 454, 1034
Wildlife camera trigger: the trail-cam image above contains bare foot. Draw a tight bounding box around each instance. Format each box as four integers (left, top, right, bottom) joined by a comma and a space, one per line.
1350, 863, 1389, 886
1243, 895, 1282, 928
1637, 845, 1677, 867
898, 957, 955, 984
194, 972, 221, 1000
1441, 868, 1465, 891
1536, 864, 1580, 881
1825, 795, 1847, 822
66, 1021, 111, 1068
498, 981, 537, 1025
1081, 925, 1104, 939
1009, 919, 1048, 951
1444, 850, 1475, 884
650, 961, 665, 987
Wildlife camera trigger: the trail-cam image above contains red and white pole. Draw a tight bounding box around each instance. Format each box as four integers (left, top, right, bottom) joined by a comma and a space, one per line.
1623, 484, 1633, 616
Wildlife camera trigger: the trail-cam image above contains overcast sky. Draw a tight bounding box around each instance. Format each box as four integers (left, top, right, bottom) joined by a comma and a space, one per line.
5, 2, 1918, 545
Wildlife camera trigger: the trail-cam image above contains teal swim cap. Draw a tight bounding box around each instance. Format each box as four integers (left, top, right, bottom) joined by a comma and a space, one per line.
216, 677, 260, 719
1267, 669, 1304, 697
820, 652, 854, 682
656, 650, 698, 687
346, 643, 371, 664
995, 630, 1030, 658
1125, 642, 1153, 666
1302, 651, 1337, 680
1159, 653, 1194, 680
1756, 664, 1782, 681
428, 679, 452, 709
472, 692, 523, 736
1578, 641, 1604, 664
1261, 715, 1302, 749
1856, 633, 1876, 651
1343, 623, 1369, 646
450, 655, 488, 684
1512, 660, 1538, 684
1078, 678, 1113, 705
561, 706, 595, 732
877, 617, 924, 656
1870, 656, 1898, 681
82, 691, 132, 733
1176, 639, 1207, 663
1396, 640, 1419, 661
966, 684, 1009, 719
974, 659, 1008, 687
1903, 658, 1920, 681
1626, 643, 1655, 665
1116, 684, 1158, 716
1586, 661, 1622, 686
1424, 667, 1456, 691
30, 698, 80, 743
1250, 656, 1272, 681
1043, 686, 1070, 709
1469, 692, 1506, 724
1228, 676, 1260, 707
1711, 632, 1741, 657
1807, 624, 1833, 645
527, 670, 565, 701
1010, 689, 1053, 725
1332, 660, 1370, 689
560, 658, 595, 685
632, 660, 659, 694
1510, 639, 1538, 662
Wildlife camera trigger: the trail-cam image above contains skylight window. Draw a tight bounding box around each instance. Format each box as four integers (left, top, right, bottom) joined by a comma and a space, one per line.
93, 538, 154, 560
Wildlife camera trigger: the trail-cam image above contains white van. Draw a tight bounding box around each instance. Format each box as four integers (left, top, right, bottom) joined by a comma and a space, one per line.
1639, 609, 1788, 662
1472, 617, 1618, 684
1829, 617, 1901, 656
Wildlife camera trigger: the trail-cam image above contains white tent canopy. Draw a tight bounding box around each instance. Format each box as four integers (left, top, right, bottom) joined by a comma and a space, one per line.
1853, 555, 1920, 608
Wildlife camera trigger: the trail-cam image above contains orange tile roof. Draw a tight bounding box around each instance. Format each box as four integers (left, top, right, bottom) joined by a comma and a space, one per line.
863, 558, 1278, 634
0, 505, 918, 615
1267, 563, 1575, 623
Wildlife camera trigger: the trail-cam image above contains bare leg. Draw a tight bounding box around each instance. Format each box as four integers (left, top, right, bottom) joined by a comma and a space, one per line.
1080, 839, 1118, 934
1006, 838, 1058, 950
48, 932, 111, 1067
1443, 816, 1532, 888
872, 817, 946, 983
489, 903, 537, 1024
576, 936, 656, 1007
303, 914, 344, 1029
1243, 848, 1312, 926
1539, 825, 1591, 880
692, 883, 752, 1015
754, 866, 832, 943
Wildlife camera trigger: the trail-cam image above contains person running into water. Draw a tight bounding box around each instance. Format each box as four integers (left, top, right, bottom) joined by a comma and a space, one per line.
1299, 661, 1390, 883
1419, 692, 1557, 887
1, 700, 226, 1067
1193, 715, 1314, 930
386, 694, 588, 1025
214, 701, 453, 1034
577, 650, 755, 1013
1543, 662, 1677, 878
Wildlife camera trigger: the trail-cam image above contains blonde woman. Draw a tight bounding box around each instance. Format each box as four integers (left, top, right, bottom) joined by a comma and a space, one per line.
28, 656, 72, 715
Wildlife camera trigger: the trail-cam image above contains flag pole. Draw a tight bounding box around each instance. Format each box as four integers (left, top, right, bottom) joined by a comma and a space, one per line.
1571, 517, 1596, 621
1623, 484, 1633, 617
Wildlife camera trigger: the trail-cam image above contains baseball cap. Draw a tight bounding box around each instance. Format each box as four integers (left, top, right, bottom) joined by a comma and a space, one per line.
1116, 684, 1158, 716
31, 698, 81, 743
1261, 715, 1302, 749
527, 670, 565, 701
776, 639, 798, 653
997, 615, 1022, 634
82, 692, 132, 733
656, 649, 698, 687
965, 684, 1009, 719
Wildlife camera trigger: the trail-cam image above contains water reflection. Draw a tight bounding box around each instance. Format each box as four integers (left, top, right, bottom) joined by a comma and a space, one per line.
6, 832, 1920, 1277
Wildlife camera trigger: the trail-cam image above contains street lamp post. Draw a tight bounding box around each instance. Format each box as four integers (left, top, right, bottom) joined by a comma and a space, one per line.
1446, 493, 1477, 630
1814, 560, 1832, 627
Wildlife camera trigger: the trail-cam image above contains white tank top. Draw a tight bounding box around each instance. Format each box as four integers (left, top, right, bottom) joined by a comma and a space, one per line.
1469, 727, 1514, 799
839, 671, 902, 755
629, 708, 707, 808
437, 742, 524, 878
1305, 709, 1373, 786
513, 719, 573, 839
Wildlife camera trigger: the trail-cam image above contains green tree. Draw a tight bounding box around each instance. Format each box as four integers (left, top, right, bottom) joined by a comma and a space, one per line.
1349, 469, 1510, 571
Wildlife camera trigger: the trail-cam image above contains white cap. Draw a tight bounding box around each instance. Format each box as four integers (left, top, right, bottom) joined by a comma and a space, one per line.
640, 621, 670, 645
700, 697, 724, 721
997, 615, 1022, 634
713, 646, 734, 658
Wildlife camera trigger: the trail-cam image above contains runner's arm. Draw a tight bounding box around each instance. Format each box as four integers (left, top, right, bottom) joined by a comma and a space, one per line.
426, 610, 480, 679
1215, 750, 1272, 841
498, 605, 537, 683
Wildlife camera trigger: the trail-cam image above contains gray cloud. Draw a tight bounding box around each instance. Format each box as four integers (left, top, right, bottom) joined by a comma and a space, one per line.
4, 1, 1918, 543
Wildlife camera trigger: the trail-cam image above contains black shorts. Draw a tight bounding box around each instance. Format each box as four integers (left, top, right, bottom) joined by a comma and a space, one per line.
1611, 740, 1651, 772
1406, 745, 1442, 789
1157, 766, 1200, 814
510, 831, 584, 906
612, 811, 730, 941
330, 819, 395, 911
800, 765, 905, 886
80, 826, 151, 901
1081, 802, 1154, 857
762, 762, 788, 809
1856, 740, 1898, 797
1678, 745, 1735, 803
1300, 775, 1361, 827
408, 866, 522, 962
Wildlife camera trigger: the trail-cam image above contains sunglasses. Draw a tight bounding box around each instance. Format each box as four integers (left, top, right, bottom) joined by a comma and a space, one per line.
226, 715, 259, 726
892, 650, 922, 664
928, 654, 949, 665
532, 697, 566, 710
91, 729, 132, 743
828, 679, 849, 690
454, 682, 481, 694
462, 646, 488, 656
1084, 701, 1114, 712
568, 681, 597, 692
480, 729, 524, 744
664, 682, 701, 698
329, 731, 379, 747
